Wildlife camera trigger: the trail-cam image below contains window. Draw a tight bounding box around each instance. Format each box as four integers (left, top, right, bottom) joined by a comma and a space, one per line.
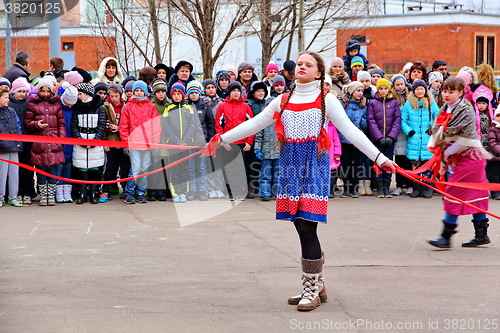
475, 33, 495, 68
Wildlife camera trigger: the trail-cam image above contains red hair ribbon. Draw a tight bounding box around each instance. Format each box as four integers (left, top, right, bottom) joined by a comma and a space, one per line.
434, 110, 453, 131
317, 127, 331, 151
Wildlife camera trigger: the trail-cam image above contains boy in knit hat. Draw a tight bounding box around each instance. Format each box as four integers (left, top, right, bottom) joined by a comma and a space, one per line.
186, 80, 214, 201
270, 75, 286, 97
370, 68, 385, 86
99, 83, 130, 202
94, 82, 109, 102
342, 39, 369, 79
350, 56, 364, 81
159, 81, 197, 203
215, 80, 254, 200
124, 80, 136, 102
119, 80, 161, 204
203, 79, 223, 111
216, 72, 231, 99
147, 78, 171, 201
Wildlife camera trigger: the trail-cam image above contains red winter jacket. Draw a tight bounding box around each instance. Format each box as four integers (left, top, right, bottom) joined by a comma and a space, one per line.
119, 97, 161, 150
215, 97, 254, 144
24, 96, 65, 166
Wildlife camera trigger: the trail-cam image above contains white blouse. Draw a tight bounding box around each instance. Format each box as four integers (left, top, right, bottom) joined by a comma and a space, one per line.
221, 80, 389, 166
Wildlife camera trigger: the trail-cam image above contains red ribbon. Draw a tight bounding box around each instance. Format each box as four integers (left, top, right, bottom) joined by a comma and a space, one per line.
0, 150, 202, 185
273, 111, 285, 144
317, 127, 331, 151
434, 110, 453, 131
201, 133, 222, 157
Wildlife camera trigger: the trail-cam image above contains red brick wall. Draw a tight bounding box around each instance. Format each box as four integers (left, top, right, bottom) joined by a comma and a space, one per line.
0, 36, 116, 78
337, 24, 500, 74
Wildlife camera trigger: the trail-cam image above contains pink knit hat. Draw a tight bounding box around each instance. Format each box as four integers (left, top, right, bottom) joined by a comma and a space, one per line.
456, 71, 472, 85
11, 77, 30, 93
224, 65, 238, 79
64, 71, 84, 86
265, 63, 279, 75
330, 57, 344, 67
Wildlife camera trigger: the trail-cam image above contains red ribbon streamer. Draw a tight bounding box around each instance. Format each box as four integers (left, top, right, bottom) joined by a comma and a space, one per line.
0, 151, 202, 185
0, 133, 202, 150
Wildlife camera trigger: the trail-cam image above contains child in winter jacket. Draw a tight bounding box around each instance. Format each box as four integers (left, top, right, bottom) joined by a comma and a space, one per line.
99, 83, 130, 202
339, 81, 367, 198
202, 79, 223, 112
215, 81, 254, 200
390, 74, 413, 196
186, 80, 215, 201
342, 39, 369, 79
147, 78, 172, 202
57, 84, 78, 203
488, 109, 500, 200
71, 83, 107, 204
9, 77, 35, 204
119, 80, 161, 204
401, 79, 439, 198
24, 77, 66, 206
367, 78, 401, 198
428, 72, 444, 108
216, 72, 231, 99
0, 86, 23, 207
270, 75, 286, 97
160, 81, 197, 203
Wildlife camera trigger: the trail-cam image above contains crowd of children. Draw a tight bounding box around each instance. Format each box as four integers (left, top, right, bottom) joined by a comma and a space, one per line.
0, 45, 499, 209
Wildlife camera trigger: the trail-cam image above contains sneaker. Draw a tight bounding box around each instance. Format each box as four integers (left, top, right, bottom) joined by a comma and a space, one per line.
235, 195, 245, 201
340, 192, 349, 198
261, 196, 270, 202
186, 192, 196, 201
137, 194, 148, 203
179, 194, 187, 203
173, 195, 181, 203
120, 193, 127, 200
124, 195, 136, 204
8, 199, 23, 207
405, 187, 413, 195
392, 187, 403, 196
22, 196, 32, 205
216, 190, 226, 199
351, 191, 360, 198
208, 190, 218, 199
0, 200, 3, 207
98, 192, 109, 203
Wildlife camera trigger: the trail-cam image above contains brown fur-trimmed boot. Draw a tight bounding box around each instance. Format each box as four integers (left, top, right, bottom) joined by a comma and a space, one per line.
287, 256, 326, 311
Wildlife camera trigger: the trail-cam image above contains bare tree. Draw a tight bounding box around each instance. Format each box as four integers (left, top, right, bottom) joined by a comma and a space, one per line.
168, 0, 253, 78
250, 0, 377, 73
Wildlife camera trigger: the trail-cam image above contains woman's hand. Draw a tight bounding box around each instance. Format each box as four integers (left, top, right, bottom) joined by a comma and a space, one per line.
381, 160, 398, 173
242, 143, 251, 151
222, 143, 232, 151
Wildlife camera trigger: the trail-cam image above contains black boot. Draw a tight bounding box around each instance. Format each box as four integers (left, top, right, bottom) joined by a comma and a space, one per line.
383, 178, 392, 198
410, 182, 421, 198
89, 185, 99, 204
462, 219, 491, 247
157, 190, 167, 201
376, 178, 384, 198
148, 189, 157, 201
76, 185, 87, 204
421, 181, 433, 198
428, 221, 458, 248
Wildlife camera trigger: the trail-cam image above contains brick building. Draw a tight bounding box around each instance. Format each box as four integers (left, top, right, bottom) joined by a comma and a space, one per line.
0, 2, 115, 78
336, 11, 500, 75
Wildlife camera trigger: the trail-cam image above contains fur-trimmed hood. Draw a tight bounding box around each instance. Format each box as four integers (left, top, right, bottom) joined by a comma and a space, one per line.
407, 91, 434, 110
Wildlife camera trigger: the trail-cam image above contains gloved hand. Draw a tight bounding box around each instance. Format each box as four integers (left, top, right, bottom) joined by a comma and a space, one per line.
255, 149, 263, 160
408, 130, 416, 137
385, 137, 394, 146
379, 138, 388, 147
123, 148, 130, 157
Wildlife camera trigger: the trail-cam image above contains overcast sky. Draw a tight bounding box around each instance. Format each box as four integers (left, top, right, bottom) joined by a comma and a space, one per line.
457, 0, 500, 13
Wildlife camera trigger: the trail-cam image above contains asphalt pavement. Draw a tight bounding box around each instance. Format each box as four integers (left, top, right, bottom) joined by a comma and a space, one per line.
1, 194, 499, 333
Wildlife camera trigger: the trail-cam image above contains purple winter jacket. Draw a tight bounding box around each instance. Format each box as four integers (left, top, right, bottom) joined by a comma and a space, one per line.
367, 94, 401, 142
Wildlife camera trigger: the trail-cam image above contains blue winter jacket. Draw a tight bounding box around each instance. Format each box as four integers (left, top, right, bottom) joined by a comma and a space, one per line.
339, 97, 367, 144
401, 93, 440, 161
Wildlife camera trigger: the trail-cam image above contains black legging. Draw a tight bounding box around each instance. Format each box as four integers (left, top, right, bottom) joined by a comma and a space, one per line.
294, 218, 322, 260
